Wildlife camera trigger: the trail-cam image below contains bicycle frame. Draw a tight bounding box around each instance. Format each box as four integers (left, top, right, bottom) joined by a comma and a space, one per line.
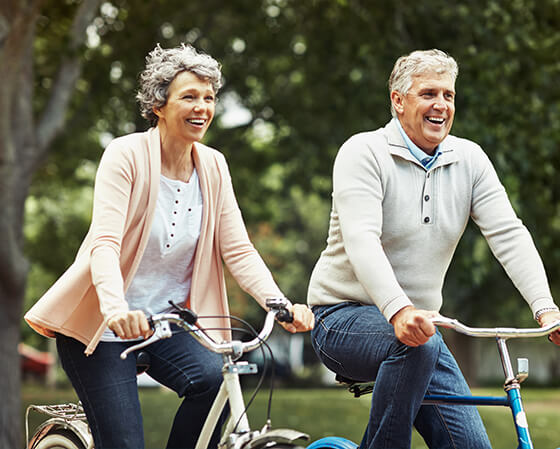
422, 317, 560, 449
119, 298, 309, 449
198, 356, 257, 448
330, 317, 560, 449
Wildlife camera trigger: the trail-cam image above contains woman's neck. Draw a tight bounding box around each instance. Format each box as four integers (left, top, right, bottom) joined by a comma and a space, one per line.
159, 132, 195, 182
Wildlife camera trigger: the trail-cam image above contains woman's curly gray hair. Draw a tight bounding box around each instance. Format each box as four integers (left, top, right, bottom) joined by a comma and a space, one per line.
136, 43, 223, 126
388, 49, 458, 117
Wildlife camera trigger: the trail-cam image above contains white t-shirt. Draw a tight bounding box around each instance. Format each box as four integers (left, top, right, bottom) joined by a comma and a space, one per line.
101, 169, 203, 341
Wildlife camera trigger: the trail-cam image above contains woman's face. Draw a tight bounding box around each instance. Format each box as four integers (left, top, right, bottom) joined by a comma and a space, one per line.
154, 70, 216, 146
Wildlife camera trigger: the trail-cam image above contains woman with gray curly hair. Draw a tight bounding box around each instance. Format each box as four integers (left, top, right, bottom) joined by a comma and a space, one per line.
25, 43, 314, 449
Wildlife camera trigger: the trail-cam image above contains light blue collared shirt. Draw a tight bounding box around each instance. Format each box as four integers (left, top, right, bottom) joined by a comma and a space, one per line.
395, 119, 442, 170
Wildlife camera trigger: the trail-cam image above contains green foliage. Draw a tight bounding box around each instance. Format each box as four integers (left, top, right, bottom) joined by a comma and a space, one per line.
24, 0, 560, 332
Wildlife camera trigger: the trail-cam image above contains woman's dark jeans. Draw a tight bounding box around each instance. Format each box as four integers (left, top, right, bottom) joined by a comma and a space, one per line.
56, 326, 225, 449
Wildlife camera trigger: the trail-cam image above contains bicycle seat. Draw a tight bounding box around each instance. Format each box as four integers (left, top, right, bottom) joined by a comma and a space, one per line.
335, 374, 374, 398
335, 373, 362, 385
136, 351, 151, 375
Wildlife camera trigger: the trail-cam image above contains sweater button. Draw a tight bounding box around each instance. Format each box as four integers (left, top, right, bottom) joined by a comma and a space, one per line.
424, 195, 430, 201
424, 217, 430, 223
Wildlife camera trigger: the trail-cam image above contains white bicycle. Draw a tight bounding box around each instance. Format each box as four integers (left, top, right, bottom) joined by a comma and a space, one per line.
26, 298, 309, 449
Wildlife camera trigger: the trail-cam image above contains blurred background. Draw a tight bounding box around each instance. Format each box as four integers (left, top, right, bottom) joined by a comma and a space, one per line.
3, 0, 560, 447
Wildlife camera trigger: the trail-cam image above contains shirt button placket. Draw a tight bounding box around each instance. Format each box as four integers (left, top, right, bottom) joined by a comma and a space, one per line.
422, 170, 433, 225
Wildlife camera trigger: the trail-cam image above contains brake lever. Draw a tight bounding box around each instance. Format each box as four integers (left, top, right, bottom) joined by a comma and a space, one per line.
119, 320, 173, 360
265, 297, 294, 323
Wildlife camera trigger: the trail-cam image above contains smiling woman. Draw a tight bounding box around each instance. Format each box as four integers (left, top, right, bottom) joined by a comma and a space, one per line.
24, 43, 315, 449
154, 70, 217, 182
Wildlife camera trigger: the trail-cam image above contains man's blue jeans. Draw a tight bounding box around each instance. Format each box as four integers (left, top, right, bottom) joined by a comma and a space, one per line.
56, 326, 225, 449
311, 302, 491, 449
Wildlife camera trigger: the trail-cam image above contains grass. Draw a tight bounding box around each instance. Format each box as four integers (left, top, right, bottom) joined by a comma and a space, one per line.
22, 383, 560, 448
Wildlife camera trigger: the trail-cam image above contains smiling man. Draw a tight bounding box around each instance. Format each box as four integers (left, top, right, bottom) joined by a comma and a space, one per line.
307, 49, 560, 449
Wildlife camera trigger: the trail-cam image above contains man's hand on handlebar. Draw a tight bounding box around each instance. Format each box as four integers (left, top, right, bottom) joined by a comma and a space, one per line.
537, 310, 560, 346
278, 303, 315, 334
390, 306, 439, 347
108, 310, 153, 340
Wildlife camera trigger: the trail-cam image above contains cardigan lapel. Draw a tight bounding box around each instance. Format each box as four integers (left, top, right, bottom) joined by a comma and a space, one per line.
123, 127, 162, 290
189, 142, 213, 312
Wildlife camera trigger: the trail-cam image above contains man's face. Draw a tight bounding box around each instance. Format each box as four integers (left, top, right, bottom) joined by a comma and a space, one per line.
391, 71, 455, 154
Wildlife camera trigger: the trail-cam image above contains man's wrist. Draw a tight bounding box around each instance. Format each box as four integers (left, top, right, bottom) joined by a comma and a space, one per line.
535, 307, 559, 322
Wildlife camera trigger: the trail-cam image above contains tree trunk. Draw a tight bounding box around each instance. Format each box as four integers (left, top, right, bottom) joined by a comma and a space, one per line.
0, 0, 100, 444
0, 1, 42, 444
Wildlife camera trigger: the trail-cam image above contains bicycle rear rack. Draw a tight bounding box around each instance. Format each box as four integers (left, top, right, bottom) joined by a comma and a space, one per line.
27, 402, 87, 420
26, 402, 88, 448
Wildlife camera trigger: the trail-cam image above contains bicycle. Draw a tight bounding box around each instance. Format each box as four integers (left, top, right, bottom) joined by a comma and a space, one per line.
26, 298, 309, 449
306, 315, 560, 449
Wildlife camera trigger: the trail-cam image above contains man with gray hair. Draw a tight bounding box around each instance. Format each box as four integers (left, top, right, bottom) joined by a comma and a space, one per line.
307, 49, 560, 448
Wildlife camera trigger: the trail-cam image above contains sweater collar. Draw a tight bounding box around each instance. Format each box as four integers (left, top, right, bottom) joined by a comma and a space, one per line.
385, 118, 459, 169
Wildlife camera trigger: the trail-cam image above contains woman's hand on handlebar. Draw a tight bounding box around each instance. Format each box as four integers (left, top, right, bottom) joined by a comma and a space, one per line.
108, 310, 153, 340
537, 310, 560, 345
278, 303, 315, 334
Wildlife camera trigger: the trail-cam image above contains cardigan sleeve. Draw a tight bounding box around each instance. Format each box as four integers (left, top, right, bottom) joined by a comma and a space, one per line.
333, 135, 412, 320
215, 155, 286, 309
470, 148, 557, 316
88, 141, 135, 319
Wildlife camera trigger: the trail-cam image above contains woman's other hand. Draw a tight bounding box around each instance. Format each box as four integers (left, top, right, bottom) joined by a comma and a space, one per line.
279, 303, 315, 334
108, 310, 153, 340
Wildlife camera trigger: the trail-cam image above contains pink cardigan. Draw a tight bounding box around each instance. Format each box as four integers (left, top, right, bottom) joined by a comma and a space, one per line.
25, 127, 285, 355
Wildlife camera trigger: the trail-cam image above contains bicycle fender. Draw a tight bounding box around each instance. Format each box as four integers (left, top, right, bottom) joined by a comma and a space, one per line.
306, 436, 358, 449
246, 428, 309, 448
28, 417, 93, 449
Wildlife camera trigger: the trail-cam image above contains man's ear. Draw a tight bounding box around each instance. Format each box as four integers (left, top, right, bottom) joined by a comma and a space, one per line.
390, 91, 405, 115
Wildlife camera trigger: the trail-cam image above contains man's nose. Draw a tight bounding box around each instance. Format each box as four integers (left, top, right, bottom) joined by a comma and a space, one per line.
433, 96, 447, 110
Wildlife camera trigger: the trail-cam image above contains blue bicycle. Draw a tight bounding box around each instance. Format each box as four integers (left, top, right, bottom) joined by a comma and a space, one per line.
306, 316, 560, 449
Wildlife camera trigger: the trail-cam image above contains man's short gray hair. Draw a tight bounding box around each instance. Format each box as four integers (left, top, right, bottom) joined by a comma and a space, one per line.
388, 49, 458, 117
136, 43, 223, 126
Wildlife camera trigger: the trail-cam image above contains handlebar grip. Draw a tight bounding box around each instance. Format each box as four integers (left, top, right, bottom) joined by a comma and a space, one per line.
275, 309, 294, 323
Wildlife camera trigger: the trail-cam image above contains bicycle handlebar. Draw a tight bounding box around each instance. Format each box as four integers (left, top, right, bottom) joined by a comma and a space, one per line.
433, 315, 560, 339
119, 298, 292, 360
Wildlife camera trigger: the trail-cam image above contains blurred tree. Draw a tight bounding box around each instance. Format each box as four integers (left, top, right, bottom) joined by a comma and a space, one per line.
0, 0, 102, 444
12, 0, 560, 433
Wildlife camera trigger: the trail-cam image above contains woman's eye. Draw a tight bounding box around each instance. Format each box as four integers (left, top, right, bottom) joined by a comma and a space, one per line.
183, 95, 194, 101
205, 96, 215, 103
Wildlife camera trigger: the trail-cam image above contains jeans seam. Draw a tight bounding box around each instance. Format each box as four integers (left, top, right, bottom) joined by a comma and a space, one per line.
147, 351, 198, 397
58, 338, 102, 446
384, 356, 405, 448
426, 399, 459, 449
319, 317, 392, 337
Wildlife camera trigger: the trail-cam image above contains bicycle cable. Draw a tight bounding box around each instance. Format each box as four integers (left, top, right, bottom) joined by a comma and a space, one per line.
195, 314, 273, 433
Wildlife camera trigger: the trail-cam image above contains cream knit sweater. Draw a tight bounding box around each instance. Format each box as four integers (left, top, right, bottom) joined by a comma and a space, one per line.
307, 119, 557, 321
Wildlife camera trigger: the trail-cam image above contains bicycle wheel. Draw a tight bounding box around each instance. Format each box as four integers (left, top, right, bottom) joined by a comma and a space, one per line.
305, 437, 358, 449
31, 429, 87, 449
251, 444, 306, 449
